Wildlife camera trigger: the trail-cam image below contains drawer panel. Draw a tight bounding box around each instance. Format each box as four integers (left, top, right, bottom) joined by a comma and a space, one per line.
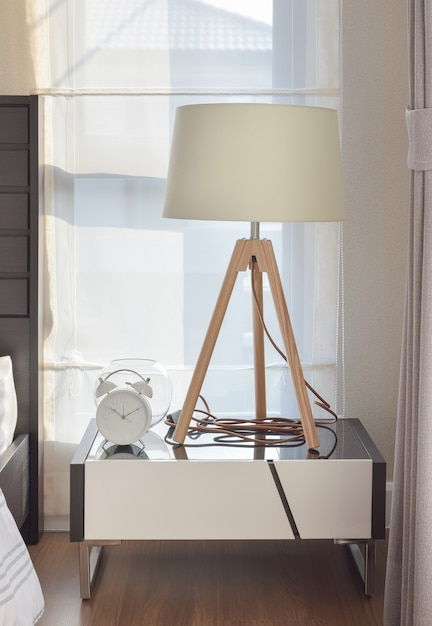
84, 460, 295, 541
273, 459, 373, 539
0, 107, 29, 143
0, 279, 28, 315
0, 194, 28, 228
0, 151, 29, 187
0, 236, 28, 272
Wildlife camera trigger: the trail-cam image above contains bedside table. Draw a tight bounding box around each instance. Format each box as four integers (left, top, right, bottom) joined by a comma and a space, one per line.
70, 418, 385, 599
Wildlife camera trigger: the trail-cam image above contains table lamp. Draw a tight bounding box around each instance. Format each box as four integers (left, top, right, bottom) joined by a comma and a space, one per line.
163, 103, 344, 450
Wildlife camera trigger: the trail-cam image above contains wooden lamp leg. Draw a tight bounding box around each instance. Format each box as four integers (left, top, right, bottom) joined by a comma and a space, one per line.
172, 240, 251, 443
251, 259, 267, 420
259, 240, 320, 449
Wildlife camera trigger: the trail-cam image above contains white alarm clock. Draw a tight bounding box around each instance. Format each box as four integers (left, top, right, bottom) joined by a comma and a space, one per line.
96, 386, 152, 445
95, 359, 172, 445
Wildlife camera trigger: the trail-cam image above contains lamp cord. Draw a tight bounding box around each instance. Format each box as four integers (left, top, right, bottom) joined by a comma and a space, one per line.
249, 261, 338, 421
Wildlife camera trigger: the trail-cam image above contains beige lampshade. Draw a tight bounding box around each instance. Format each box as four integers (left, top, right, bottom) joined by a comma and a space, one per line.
163, 103, 344, 223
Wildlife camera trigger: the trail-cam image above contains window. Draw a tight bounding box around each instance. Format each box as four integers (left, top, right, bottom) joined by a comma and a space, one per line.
33, 0, 341, 522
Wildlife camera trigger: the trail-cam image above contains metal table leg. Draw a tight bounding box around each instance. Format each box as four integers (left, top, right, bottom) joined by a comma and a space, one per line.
335, 539, 376, 596
78, 541, 120, 599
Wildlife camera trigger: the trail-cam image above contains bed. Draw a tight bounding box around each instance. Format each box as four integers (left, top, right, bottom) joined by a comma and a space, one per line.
0, 356, 44, 624
0, 489, 44, 625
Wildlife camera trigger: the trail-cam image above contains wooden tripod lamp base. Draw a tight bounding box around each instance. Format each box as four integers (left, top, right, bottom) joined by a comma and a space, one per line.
172, 238, 320, 450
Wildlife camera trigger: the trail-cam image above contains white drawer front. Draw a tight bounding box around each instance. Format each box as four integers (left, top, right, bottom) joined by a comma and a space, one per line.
84, 460, 295, 541
273, 459, 373, 539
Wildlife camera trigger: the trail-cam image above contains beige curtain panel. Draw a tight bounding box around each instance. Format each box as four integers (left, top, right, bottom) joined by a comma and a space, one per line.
384, 1, 432, 624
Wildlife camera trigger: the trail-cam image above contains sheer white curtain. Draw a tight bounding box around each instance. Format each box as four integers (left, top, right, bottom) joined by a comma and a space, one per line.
27, 0, 341, 526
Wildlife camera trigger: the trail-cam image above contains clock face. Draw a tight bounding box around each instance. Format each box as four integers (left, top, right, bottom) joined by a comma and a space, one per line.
96, 388, 152, 445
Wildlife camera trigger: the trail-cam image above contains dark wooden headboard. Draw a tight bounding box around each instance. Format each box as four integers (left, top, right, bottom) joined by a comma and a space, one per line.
0, 95, 43, 543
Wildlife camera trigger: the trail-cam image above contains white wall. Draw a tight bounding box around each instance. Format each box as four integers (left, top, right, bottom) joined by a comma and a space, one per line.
342, 0, 409, 479
0, 0, 35, 94
0, 1, 409, 480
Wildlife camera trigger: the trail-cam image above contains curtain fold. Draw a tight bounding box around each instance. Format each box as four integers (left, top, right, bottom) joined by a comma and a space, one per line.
384, 1, 432, 623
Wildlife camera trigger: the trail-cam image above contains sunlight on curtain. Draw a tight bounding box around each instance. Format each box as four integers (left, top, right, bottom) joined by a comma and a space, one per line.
27, 0, 341, 525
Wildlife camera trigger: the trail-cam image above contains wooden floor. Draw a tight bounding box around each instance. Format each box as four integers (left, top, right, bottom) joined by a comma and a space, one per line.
29, 533, 386, 626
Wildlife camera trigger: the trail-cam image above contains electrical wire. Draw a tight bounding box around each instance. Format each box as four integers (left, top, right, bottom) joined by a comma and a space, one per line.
249, 261, 338, 422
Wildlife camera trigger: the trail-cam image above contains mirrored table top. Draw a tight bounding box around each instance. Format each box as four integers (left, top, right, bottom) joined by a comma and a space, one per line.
86, 418, 380, 463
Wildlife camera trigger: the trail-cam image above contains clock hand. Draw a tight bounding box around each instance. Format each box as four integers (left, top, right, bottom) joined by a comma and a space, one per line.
123, 407, 142, 418
107, 406, 123, 418
107, 406, 132, 422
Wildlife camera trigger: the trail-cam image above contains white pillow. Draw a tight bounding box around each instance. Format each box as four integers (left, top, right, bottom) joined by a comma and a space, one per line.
0, 356, 18, 455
